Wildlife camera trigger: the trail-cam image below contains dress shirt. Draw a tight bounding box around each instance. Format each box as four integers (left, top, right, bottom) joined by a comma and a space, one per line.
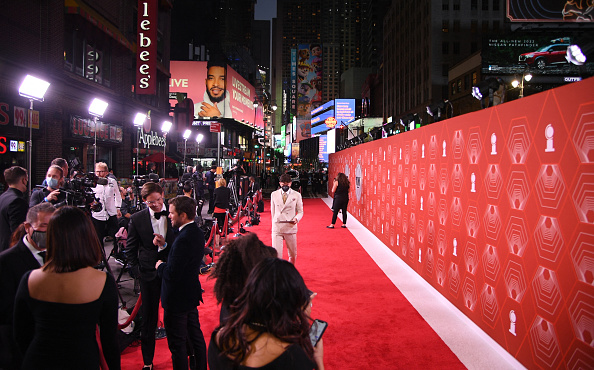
149, 205, 168, 252
91, 177, 122, 220
178, 221, 193, 231
23, 235, 44, 266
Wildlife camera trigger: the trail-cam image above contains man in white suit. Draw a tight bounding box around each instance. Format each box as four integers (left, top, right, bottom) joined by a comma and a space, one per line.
270, 173, 304, 264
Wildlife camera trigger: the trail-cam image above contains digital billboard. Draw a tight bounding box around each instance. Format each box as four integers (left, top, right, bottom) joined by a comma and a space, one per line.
169, 61, 260, 129
507, 0, 594, 22
295, 43, 323, 141
481, 32, 594, 78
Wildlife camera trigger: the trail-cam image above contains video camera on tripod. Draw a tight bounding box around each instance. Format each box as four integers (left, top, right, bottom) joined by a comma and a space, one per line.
57, 171, 105, 212
133, 173, 160, 187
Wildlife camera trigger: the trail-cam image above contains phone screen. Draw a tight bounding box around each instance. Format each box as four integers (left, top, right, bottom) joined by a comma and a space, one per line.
309, 319, 328, 347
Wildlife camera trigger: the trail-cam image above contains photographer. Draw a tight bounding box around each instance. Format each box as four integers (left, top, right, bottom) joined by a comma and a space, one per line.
91, 162, 121, 246
118, 187, 134, 230
29, 165, 66, 207
192, 164, 205, 201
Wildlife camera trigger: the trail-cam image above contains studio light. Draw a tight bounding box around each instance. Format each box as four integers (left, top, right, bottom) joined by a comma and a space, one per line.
196, 133, 204, 143
183, 129, 191, 140
472, 78, 504, 108
182, 129, 191, 166
88, 98, 108, 166
19, 74, 50, 195
426, 100, 453, 122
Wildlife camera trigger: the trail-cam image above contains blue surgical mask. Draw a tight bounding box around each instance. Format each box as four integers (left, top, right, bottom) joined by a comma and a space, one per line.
46, 177, 59, 189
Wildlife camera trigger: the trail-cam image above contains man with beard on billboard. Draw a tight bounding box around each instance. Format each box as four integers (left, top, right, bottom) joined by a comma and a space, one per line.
194, 56, 233, 119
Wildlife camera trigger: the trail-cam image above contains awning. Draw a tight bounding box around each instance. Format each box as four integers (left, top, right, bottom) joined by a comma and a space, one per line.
65, 0, 134, 51
142, 152, 178, 163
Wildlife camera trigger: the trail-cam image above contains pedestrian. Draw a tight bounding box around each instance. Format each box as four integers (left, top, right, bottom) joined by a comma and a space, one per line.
270, 173, 303, 264
0, 166, 29, 252
327, 172, 350, 228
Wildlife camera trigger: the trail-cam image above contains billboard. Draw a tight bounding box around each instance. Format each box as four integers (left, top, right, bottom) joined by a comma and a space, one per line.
507, 0, 594, 22
294, 43, 323, 141
481, 33, 594, 78
310, 99, 356, 135
169, 61, 259, 129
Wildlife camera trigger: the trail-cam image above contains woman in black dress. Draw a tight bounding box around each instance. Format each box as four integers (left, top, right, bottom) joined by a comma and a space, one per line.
327, 172, 350, 229
213, 177, 231, 249
14, 206, 120, 370
208, 258, 324, 370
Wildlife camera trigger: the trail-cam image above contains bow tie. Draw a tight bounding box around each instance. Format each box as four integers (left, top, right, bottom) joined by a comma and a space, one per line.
154, 210, 169, 219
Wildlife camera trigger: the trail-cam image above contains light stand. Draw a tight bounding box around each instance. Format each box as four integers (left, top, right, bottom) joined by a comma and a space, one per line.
511, 71, 532, 99
133, 113, 146, 175
18, 75, 50, 195
89, 98, 109, 167
183, 129, 191, 167
161, 121, 172, 178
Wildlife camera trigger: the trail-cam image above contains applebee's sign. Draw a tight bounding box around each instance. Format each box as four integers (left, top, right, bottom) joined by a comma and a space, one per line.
136, 0, 157, 95
139, 131, 165, 148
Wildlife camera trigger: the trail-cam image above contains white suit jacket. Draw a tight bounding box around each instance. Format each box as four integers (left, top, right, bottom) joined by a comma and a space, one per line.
270, 189, 303, 234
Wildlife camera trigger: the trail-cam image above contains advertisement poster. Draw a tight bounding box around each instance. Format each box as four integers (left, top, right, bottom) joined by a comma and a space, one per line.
295, 43, 323, 140
169, 61, 259, 129
507, 0, 594, 22
481, 32, 594, 78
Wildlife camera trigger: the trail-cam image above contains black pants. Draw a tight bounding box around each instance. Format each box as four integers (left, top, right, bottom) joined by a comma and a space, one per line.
92, 215, 118, 245
164, 308, 207, 370
331, 201, 348, 225
207, 188, 215, 213
140, 276, 162, 365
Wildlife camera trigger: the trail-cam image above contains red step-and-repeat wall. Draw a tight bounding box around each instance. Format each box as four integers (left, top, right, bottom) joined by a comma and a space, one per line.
328, 77, 594, 368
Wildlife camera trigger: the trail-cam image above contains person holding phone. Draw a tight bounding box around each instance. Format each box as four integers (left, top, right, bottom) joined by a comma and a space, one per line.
208, 258, 325, 369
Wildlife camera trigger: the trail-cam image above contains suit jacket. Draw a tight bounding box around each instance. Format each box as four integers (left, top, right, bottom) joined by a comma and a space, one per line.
157, 222, 204, 313
0, 239, 41, 367
126, 207, 175, 281
270, 189, 303, 234
0, 188, 28, 252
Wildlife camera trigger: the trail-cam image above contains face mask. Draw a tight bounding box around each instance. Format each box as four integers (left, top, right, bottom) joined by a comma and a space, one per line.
281, 185, 290, 192
46, 177, 59, 189
31, 230, 47, 249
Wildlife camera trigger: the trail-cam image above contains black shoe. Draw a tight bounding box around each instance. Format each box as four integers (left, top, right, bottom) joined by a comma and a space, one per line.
341, 225, 347, 228
326, 225, 334, 229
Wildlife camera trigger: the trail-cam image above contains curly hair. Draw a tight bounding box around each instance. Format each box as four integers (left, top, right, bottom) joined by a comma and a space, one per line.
216, 258, 313, 365
210, 233, 277, 306
336, 172, 350, 189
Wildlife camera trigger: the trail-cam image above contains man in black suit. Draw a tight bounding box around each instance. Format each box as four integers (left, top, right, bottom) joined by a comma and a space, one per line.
126, 182, 176, 370
156, 196, 206, 370
0, 203, 55, 369
0, 166, 29, 252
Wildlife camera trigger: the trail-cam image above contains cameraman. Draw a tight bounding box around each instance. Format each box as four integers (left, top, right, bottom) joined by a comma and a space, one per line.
192, 164, 205, 201
29, 165, 66, 207
91, 162, 121, 246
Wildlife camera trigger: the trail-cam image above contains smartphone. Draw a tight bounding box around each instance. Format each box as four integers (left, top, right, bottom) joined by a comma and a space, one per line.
309, 319, 328, 347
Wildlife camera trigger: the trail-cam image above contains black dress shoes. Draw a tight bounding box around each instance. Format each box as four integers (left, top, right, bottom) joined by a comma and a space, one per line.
326, 225, 334, 229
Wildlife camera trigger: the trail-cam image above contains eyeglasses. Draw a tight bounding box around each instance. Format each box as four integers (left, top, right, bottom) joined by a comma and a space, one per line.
145, 197, 163, 206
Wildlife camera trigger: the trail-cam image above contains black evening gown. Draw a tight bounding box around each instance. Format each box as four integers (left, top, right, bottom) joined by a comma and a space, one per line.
13, 270, 121, 370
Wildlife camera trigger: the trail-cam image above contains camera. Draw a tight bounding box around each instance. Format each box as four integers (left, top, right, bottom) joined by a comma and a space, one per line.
133, 173, 159, 187
58, 172, 105, 212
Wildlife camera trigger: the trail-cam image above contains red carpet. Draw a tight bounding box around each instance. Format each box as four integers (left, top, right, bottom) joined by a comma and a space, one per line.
121, 198, 464, 369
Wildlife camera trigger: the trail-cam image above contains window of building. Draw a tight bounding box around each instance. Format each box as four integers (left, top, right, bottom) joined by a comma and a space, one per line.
493, 0, 500, 11
471, 42, 478, 52
442, 0, 449, 11
482, 0, 489, 10
453, 0, 460, 10
471, 20, 478, 33
471, 0, 478, 10
482, 20, 489, 32
442, 42, 449, 54
464, 74, 470, 90
442, 64, 449, 77
457, 79, 462, 92
493, 20, 500, 32
453, 20, 460, 32
442, 20, 449, 32
472, 72, 477, 85
63, 28, 111, 87
453, 42, 460, 54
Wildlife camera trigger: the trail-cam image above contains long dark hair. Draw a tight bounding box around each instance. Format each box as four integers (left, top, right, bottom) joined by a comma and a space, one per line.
210, 233, 277, 306
337, 172, 350, 189
43, 206, 101, 273
216, 258, 313, 365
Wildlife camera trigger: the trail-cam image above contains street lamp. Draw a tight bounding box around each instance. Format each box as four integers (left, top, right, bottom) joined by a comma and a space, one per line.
183, 129, 191, 167
161, 120, 172, 178
18, 74, 50, 195
511, 71, 532, 99
88, 98, 108, 167
196, 133, 203, 165
133, 113, 146, 175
